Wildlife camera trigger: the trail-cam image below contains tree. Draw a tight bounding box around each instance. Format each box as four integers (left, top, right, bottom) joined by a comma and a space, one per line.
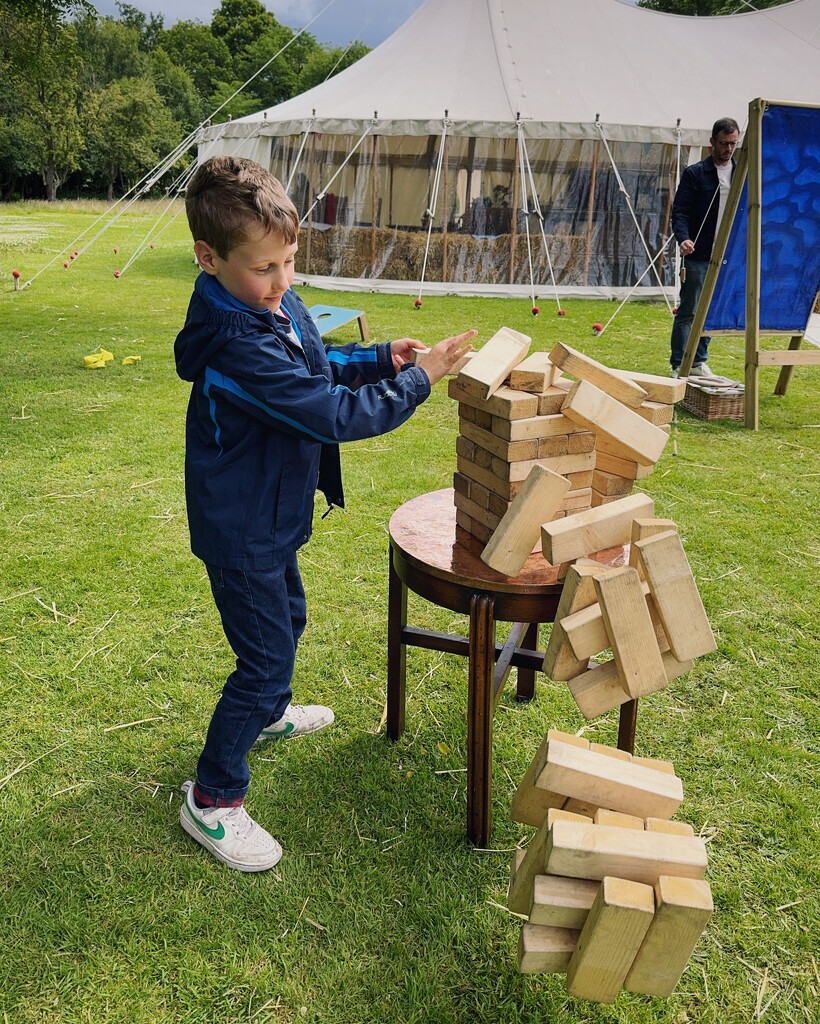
74, 14, 145, 89
85, 76, 179, 199
160, 20, 234, 100
210, 0, 277, 55
297, 41, 370, 95
638, 0, 790, 14
148, 48, 204, 129
115, 2, 164, 51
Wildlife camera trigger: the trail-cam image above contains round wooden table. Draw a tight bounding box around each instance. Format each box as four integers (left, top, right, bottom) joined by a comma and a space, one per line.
387, 488, 635, 847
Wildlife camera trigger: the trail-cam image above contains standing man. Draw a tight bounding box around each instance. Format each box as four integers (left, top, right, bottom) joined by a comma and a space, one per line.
669, 117, 741, 377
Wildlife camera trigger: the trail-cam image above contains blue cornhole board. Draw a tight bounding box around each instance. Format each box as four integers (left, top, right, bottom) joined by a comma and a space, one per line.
309, 304, 369, 344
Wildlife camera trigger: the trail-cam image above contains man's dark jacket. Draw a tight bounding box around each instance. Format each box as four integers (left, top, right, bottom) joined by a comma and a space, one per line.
671, 156, 735, 262
175, 275, 431, 569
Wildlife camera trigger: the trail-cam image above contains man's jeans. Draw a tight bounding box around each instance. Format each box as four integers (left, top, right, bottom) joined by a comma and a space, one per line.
196, 554, 306, 804
670, 258, 711, 369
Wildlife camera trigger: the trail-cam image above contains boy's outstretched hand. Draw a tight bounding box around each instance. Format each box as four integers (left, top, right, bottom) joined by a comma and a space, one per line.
390, 337, 428, 372
416, 329, 477, 386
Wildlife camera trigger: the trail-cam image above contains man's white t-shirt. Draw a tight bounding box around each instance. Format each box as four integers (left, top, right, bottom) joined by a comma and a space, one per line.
716, 162, 733, 231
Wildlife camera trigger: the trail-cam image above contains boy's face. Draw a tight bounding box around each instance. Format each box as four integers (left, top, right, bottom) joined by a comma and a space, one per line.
194, 226, 297, 314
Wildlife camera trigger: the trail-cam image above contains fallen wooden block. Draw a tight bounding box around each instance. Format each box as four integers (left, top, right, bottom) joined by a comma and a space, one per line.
549, 342, 648, 409
633, 531, 716, 662
563, 380, 669, 466
518, 924, 579, 974
537, 738, 684, 819
594, 566, 669, 698
566, 876, 655, 1002
592, 469, 634, 497
624, 876, 713, 997
448, 379, 538, 419
481, 465, 571, 576
538, 386, 571, 415
456, 326, 531, 402
594, 808, 644, 830
529, 875, 600, 930
614, 369, 687, 404
561, 581, 666, 661
636, 400, 675, 426
629, 517, 678, 574
545, 819, 708, 886
511, 730, 587, 827
567, 652, 693, 720
645, 817, 696, 837
541, 492, 654, 566
543, 564, 613, 681
508, 352, 561, 393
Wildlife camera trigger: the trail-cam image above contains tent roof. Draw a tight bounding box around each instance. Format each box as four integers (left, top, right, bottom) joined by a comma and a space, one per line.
207, 0, 820, 145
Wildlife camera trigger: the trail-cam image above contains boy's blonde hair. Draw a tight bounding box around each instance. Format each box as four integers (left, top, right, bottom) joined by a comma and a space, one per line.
185, 156, 299, 257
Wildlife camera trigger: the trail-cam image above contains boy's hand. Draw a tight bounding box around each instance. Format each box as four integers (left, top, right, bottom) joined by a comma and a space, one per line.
418, 330, 477, 386
390, 337, 426, 373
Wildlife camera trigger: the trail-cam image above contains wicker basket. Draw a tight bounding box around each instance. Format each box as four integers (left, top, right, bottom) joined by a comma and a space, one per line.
682, 379, 744, 421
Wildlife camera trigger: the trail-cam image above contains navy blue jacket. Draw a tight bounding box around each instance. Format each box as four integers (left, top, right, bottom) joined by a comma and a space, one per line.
671, 156, 735, 262
174, 275, 431, 568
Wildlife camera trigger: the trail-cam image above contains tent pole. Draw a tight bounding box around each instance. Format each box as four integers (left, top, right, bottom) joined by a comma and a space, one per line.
464, 136, 477, 230
659, 144, 675, 289
305, 133, 316, 275
584, 139, 599, 286
744, 97, 765, 430
371, 130, 379, 273
509, 130, 520, 285
442, 133, 450, 282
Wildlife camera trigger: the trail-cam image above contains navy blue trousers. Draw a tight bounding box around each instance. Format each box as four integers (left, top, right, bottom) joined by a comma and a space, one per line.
670, 258, 711, 369
196, 554, 306, 804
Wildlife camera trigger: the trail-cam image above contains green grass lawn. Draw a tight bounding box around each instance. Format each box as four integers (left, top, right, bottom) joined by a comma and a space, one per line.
1, 201, 818, 1024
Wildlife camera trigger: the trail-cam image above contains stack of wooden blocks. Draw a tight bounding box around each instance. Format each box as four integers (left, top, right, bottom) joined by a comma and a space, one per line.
507, 731, 713, 1003
446, 328, 686, 576
449, 328, 598, 547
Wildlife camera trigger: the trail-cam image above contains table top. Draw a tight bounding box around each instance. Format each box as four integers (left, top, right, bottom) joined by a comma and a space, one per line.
389, 488, 628, 597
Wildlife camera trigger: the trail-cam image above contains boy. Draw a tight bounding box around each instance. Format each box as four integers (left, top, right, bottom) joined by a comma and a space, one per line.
174, 156, 475, 871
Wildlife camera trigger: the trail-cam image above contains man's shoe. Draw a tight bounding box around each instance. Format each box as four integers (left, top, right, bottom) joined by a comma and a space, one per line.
689, 362, 713, 377
257, 703, 335, 742
670, 367, 681, 378
179, 781, 283, 872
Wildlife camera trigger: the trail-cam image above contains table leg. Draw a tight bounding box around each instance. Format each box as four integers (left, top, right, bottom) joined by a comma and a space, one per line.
467, 592, 495, 848
516, 622, 539, 701
386, 545, 407, 741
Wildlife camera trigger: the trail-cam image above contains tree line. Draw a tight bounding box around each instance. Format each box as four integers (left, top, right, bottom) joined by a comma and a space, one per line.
0, 0, 369, 201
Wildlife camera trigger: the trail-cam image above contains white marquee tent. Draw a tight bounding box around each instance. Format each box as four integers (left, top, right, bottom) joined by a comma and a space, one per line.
200, 0, 820, 298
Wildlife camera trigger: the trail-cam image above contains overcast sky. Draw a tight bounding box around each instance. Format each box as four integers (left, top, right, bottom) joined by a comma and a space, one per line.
90, 0, 428, 47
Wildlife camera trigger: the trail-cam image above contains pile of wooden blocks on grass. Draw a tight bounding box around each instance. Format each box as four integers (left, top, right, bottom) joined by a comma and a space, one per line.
446, 327, 686, 571
507, 730, 713, 1002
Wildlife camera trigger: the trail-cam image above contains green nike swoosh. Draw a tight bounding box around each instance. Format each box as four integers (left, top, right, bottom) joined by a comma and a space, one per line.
185, 802, 225, 840
263, 721, 295, 737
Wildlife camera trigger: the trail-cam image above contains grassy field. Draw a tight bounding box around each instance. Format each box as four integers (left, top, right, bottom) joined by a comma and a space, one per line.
1, 201, 818, 1024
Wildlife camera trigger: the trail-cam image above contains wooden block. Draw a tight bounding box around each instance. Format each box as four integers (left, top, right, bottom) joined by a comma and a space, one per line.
624, 876, 713, 997
542, 492, 654, 566
566, 431, 596, 455
460, 419, 539, 462
545, 819, 708, 886
549, 342, 648, 409
456, 326, 531, 402
562, 488, 593, 512
453, 491, 504, 533
562, 797, 600, 817
614, 369, 687, 404
536, 434, 569, 458
529, 875, 600, 930
594, 430, 668, 463
543, 564, 614, 681
511, 729, 588, 827
645, 818, 696, 837
636, 400, 675, 425
537, 739, 684, 819
561, 579, 651, 660
629, 517, 677, 569
591, 489, 620, 507
456, 433, 493, 470
594, 809, 644, 830
493, 412, 587, 442
448, 379, 538, 419
632, 756, 676, 775
518, 924, 579, 974
456, 455, 518, 502
537, 386, 570, 415
566, 469, 594, 489
508, 819, 550, 915
563, 380, 669, 466
595, 451, 653, 481
590, 742, 631, 761
567, 652, 692, 719
455, 508, 492, 544
566, 876, 655, 1002
592, 469, 634, 497
490, 450, 596, 482
508, 352, 560, 392
481, 465, 571, 576
634, 531, 716, 662
453, 470, 471, 500
595, 567, 669, 698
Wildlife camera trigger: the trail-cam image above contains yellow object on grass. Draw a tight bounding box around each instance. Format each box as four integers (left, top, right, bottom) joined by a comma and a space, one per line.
83, 347, 114, 368
122, 355, 141, 365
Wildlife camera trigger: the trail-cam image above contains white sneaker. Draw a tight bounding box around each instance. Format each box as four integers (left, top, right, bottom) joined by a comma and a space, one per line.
179, 781, 282, 872
689, 362, 713, 377
670, 367, 681, 378
257, 703, 335, 743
